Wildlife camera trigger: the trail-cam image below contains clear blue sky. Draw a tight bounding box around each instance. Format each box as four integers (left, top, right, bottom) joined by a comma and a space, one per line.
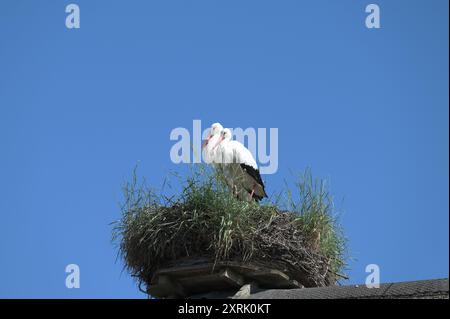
0, 0, 448, 298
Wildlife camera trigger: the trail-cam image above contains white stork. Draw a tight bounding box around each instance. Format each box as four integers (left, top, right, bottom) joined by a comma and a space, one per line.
201, 122, 223, 164
213, 128, 268, 202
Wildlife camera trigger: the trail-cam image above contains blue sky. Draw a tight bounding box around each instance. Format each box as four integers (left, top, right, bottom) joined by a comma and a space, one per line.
0, 0, 448, 298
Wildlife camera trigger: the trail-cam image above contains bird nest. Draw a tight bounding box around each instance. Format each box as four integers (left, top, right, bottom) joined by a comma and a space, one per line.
112, 167, 347, 295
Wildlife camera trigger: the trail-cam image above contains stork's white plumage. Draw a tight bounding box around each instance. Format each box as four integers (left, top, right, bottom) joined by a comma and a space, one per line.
201, 123, 223, 164
214, 128, 267, 202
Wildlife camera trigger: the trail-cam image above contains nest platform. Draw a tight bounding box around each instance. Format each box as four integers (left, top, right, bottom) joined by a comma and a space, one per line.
147, 259, 304, 298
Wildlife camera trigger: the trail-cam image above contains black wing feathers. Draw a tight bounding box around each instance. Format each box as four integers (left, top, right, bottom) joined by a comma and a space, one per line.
240, 163, 268, 200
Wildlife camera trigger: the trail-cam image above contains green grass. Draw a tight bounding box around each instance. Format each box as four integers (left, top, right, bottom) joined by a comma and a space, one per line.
112, 165, 347, 290
285, 169, 347, 278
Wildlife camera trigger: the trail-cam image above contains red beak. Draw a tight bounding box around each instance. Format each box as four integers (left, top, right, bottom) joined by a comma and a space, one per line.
212, 135, 224, 150
202, 134, 212, 149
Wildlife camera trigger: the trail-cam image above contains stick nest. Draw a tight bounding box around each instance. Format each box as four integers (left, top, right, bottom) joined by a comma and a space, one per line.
112, 167, 347, 292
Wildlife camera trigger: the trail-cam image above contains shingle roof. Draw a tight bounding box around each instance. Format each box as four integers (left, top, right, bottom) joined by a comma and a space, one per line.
248, 278, 449, 299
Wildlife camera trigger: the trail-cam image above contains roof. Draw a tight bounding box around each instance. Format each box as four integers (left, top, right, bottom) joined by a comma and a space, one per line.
247, 278, 449, 299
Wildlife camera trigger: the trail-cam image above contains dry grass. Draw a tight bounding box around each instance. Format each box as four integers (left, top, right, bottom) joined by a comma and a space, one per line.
112, 165, 347, 292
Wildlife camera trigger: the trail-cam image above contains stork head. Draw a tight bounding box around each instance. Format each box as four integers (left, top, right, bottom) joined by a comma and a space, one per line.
210, 123, 223, 136
213, 128, 232, 150
221, 128, 232, 141
202, 122, 223, 149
